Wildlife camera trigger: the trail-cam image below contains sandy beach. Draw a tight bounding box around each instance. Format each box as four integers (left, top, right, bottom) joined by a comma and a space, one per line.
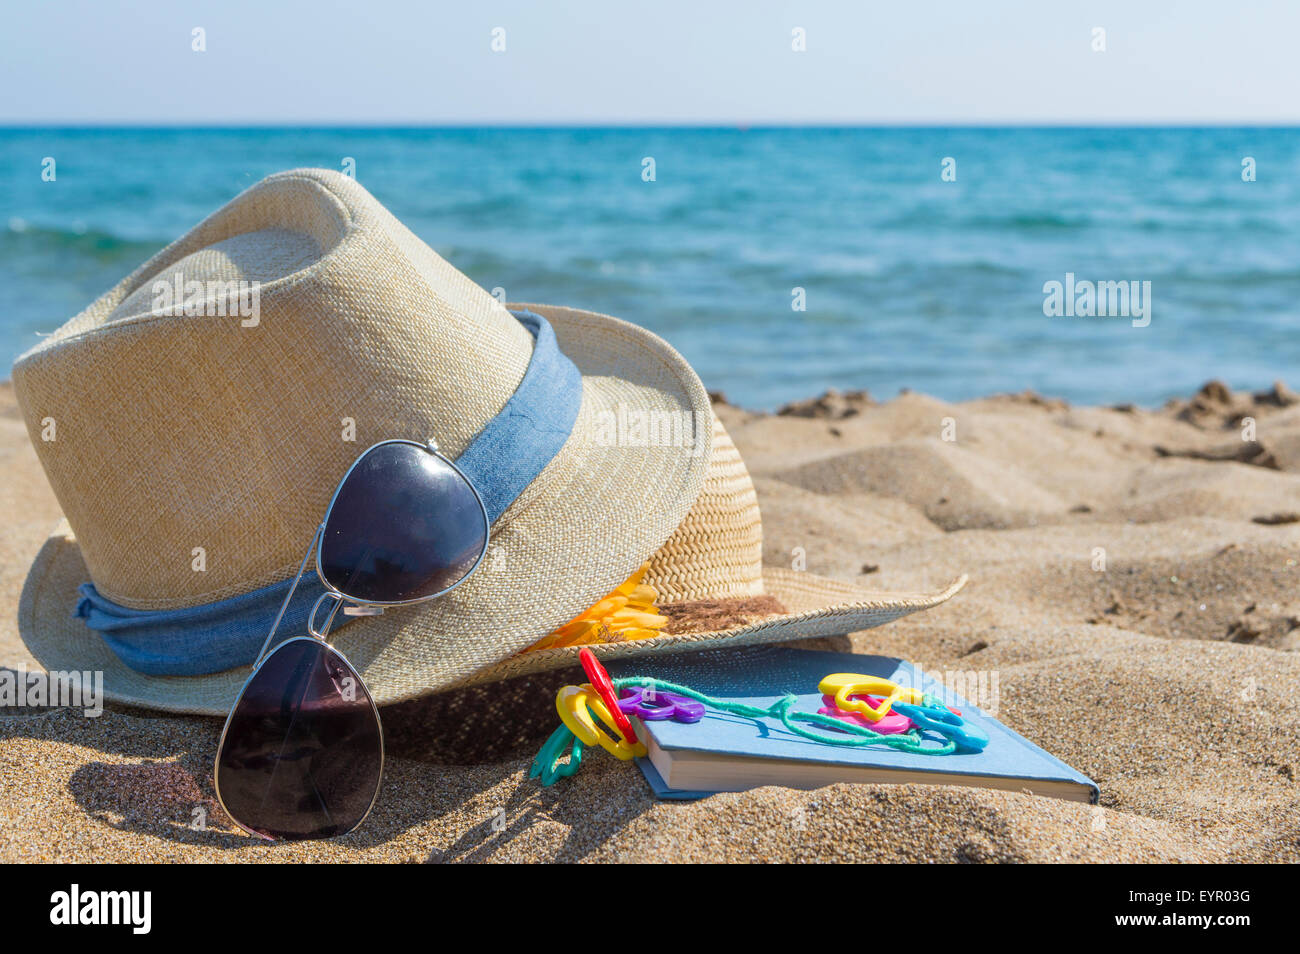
2, 378, 1299, 863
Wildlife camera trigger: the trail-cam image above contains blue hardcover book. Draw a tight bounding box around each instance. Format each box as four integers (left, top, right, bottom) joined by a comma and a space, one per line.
607, 647, 1098, 803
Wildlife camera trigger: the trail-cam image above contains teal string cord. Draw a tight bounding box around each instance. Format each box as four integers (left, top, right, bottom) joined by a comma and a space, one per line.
612, 677, 956, 756
531, 674, 956, 786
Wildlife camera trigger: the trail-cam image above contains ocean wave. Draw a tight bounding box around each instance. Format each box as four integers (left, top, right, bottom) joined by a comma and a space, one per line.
2, 221, 164, 260
871, 210, 1093, 231
964, 212, 1094, 231
879, 209, 1292, 237
1155, 267, 1300, 287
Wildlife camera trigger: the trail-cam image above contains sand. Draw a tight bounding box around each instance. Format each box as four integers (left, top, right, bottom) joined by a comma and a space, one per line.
2, 379, 1299, 863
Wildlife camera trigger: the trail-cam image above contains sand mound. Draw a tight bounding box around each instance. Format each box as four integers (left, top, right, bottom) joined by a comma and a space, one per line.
778, 439, 1064, 530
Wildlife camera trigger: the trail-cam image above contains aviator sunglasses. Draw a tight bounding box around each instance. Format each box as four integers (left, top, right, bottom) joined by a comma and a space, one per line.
214, 439, 490, 840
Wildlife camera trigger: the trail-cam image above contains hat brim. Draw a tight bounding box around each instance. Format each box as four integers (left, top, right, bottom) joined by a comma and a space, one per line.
20, 528, 966, 715
18, 304, 966, 715
450, 567, 968, 689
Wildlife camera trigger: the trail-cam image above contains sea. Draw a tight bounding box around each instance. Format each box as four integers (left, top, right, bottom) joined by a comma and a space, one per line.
3, 126, 1298, 410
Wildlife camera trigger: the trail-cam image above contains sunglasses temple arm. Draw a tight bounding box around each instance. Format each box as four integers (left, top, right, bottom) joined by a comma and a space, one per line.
253, 525, 323, 667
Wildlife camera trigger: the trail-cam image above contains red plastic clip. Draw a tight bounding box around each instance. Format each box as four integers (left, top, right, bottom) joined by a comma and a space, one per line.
578, 647, 638, 747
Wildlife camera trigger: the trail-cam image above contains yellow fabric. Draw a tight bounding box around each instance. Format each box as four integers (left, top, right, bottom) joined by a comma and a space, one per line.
522, 564, 669, 653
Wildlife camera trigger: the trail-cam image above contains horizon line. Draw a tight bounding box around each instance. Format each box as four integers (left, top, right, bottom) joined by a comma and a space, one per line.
3, 121, 1300, 130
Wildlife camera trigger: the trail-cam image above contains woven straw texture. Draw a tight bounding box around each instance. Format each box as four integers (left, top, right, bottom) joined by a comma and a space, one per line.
13, 170, 543, 608
645, 416, 764, 602
13, 168, 966, 715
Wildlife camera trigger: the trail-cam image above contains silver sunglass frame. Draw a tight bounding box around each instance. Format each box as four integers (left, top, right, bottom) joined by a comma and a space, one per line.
255, 437, 492, 668
214, 635, 384, 841
214, 437, 490, 841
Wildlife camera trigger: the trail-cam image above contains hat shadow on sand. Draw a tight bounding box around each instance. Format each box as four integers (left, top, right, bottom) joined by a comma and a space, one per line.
5, 639, 855, 856
4, 665, 702, 856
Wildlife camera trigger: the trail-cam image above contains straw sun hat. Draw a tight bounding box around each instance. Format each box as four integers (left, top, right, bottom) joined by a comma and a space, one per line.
13, 168, 965, 716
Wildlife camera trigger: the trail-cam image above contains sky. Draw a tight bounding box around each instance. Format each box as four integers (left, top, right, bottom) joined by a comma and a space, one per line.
2, 1, 1298, 125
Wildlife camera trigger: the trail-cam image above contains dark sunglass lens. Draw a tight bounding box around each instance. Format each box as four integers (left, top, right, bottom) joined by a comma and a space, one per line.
216, 640, 382, 840
319, 442, 488, 603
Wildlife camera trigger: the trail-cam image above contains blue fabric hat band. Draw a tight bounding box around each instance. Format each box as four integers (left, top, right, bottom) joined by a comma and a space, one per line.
75, 309, 583, 676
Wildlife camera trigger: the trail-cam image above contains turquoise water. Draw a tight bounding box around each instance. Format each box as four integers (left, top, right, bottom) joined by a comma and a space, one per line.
3, 127, 1298, 409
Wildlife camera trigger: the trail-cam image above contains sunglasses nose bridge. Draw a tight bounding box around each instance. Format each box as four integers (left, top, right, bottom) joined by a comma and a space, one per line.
308, 591, 345, 639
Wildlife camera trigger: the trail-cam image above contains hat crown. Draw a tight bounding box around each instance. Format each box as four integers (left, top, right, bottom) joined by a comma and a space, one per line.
13, 169, 536, 608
